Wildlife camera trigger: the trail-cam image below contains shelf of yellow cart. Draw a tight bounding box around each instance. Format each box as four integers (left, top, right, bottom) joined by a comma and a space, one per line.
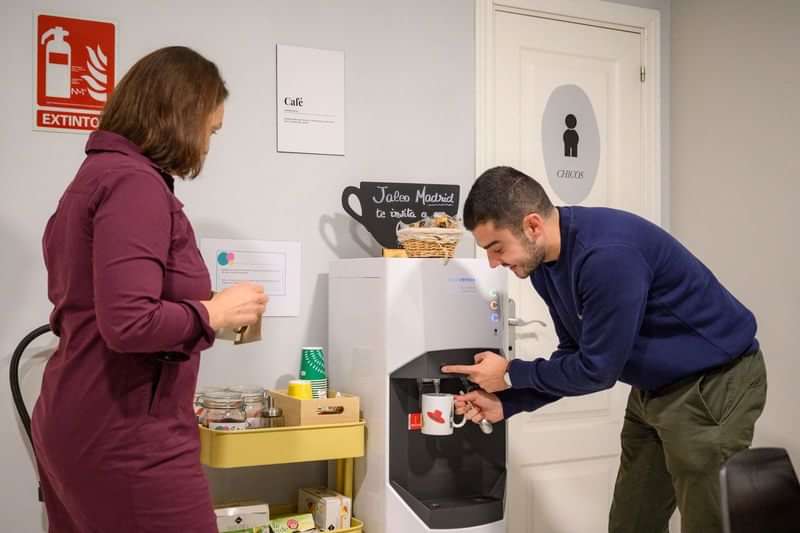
199, 420, 364, 466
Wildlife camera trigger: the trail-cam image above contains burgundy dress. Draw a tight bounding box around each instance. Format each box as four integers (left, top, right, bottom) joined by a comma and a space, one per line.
32, 131, 218, 532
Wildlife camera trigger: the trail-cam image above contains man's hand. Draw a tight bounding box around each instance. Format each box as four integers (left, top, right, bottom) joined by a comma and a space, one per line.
441, 351, 510, 393
454, 390, 505, 424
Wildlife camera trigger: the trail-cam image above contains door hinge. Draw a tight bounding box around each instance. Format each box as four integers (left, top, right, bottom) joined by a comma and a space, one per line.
640, 66, 646, 82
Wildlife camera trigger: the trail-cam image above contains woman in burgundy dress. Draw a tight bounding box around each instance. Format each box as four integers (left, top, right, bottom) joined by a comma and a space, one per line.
32, 46, 267, 532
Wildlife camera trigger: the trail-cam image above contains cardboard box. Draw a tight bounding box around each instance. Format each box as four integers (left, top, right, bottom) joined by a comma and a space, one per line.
269, 390, 359, 427
298, 487, 352, 531
214, 502, 269, 532
269, 512, 318, 533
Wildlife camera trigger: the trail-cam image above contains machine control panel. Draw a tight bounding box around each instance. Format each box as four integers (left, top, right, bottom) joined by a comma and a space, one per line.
488, 289, 501, 334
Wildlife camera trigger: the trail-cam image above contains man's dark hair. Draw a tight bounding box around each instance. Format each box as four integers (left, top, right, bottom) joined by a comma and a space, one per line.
463, 166, 554, 232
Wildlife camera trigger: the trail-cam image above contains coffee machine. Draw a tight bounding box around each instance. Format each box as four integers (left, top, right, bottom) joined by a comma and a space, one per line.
329, 258, 507, 533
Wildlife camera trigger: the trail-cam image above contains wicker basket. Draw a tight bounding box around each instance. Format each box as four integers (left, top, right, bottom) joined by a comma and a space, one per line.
396, 227, 463, 258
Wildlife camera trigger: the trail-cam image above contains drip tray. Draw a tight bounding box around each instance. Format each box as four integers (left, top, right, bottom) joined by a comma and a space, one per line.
391, 481, 504, 529
422, 495, 501, 511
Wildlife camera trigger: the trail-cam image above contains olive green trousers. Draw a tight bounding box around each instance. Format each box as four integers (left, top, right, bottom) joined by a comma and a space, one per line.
609, 350, 767, 533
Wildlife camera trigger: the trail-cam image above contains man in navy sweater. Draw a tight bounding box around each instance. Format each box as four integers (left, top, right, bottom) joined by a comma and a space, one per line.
443, 166, 766, 533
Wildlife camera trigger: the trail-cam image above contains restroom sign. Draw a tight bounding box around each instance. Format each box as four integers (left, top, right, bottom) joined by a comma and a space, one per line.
34, 14, 116, 133
541, 84, 601, 204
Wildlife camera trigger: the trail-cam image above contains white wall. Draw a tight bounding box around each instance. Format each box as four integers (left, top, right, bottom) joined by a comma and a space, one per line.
0, 1, 476, 529
671, 0, 800, 460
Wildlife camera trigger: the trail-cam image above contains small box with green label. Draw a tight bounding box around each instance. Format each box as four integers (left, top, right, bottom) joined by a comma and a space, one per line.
269, 512, 317, 533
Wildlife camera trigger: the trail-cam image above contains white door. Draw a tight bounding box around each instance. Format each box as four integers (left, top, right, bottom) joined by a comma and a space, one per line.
485, 5, 664, 533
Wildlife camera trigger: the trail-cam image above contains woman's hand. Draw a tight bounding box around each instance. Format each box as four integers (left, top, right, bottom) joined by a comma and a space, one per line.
201, 283, 268, 330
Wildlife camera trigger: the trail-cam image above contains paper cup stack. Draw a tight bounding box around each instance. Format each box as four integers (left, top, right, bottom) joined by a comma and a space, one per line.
287, 379, 313, 400
300, 347, 328, 399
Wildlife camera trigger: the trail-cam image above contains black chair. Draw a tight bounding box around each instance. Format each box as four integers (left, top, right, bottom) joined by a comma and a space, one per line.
720, 447, 800, 533
10, 323, 178, 503
9, 324, 52, 502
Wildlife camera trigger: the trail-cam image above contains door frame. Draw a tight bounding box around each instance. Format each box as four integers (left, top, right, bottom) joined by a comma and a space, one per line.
475, 0, 663, 225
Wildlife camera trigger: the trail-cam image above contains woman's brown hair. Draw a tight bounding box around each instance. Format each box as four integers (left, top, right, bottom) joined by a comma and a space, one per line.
99, 46, 228, 178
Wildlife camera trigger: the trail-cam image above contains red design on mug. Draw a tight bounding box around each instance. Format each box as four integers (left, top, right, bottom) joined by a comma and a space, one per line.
427, 409, 445, 424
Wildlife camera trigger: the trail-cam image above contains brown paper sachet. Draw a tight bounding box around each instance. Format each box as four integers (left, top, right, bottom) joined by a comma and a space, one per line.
208, 290, 263, 345
215, 314, 263, 345
234, 314, 263, 345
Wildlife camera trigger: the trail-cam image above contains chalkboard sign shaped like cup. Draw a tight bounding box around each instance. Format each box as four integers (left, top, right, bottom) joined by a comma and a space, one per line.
341, 181, 460, 255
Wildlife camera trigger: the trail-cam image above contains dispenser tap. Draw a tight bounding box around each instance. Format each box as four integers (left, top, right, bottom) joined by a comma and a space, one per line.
418, 378, 442, 394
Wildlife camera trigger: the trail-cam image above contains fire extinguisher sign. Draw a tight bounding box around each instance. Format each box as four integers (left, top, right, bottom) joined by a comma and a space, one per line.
34, 14, 116, 133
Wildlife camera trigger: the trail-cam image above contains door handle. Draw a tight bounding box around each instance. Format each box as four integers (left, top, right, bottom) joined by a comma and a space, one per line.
508, 317, 546, 328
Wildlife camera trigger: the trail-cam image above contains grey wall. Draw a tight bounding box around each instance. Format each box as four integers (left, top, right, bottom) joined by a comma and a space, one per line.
672, 0, 800, 460
0, 1, 476, 529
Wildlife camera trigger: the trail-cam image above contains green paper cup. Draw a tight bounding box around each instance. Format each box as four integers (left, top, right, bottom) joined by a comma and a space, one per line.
301, 347, 328, 398
310, 377, 328, 399
300, 347, 327, 380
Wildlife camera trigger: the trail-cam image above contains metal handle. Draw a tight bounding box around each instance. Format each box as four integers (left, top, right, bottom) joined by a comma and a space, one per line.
508, 317, 546, 328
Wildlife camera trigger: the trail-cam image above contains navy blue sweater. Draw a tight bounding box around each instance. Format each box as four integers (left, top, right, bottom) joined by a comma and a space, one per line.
499, 206, 758, 418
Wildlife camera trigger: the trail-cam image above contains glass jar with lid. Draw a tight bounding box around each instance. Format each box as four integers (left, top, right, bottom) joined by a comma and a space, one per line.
227, 385, 266, 428
194, 385, 225, 423
201, 391, 247, 431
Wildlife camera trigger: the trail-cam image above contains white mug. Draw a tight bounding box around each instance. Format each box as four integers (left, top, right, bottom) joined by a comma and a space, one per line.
421, 393, 467, 436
